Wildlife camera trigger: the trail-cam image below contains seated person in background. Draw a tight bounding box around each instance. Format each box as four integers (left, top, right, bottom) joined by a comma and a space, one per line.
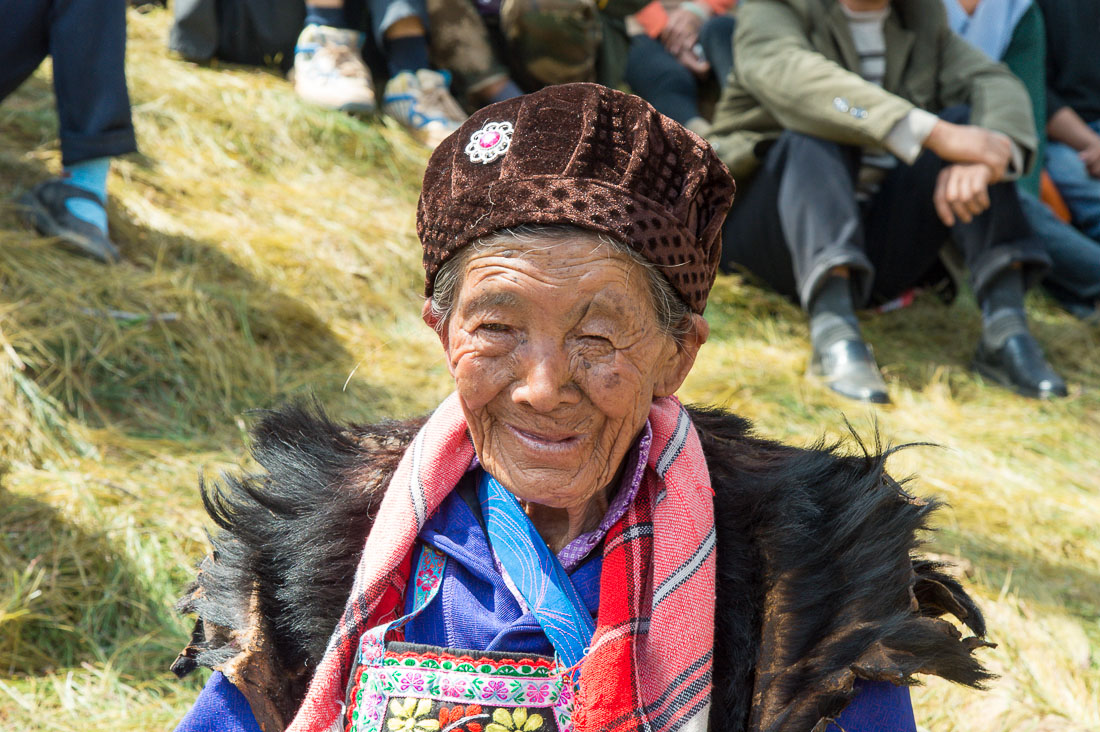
624, 1, 736, 135
171, 84, 990, 732
426, 0, 650, 111
708, 0, 1066, 404
945, 0, 1100, 319
1036, 0, 1100, 245
3, 0, 136, 263
293, 0, 466, 147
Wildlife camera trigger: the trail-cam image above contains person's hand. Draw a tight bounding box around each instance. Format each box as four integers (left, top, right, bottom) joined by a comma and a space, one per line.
1079, 141, 1100, 178
660, 6, 705, 60
933, 163, 993, 227
676, 45, 711, 76
924, 120, 1013, 182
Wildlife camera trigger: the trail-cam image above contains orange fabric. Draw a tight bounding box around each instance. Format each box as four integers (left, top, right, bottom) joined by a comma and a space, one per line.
1040, 169, 1072, 223
634, 0, 737, 38
635, 2, 668, 38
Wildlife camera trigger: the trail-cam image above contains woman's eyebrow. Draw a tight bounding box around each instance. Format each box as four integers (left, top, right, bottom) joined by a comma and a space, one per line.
463, 291, 521, 313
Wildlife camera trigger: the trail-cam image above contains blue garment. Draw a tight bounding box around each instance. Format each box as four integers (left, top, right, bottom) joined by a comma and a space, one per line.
0, 0, 137, 166
944, 0, 1033, 62
828, 681, 918, 732
1047, 119, 1100, 242
1019, 190, 1100, 315
174, 672, 263, 732
402, 483, 602, 656
477, 471, 595, 667
175, 486, 918, 731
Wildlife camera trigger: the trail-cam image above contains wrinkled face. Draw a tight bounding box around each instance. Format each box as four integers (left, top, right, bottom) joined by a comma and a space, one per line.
428, 236, 703, 512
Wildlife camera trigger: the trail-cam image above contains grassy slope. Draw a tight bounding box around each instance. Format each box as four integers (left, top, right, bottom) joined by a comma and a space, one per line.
0, 9, 1097, 731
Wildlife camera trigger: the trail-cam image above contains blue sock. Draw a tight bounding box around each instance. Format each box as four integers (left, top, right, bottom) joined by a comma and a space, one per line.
385, 35, 430, 76
489, 79, 524, 104
62, 157, 110, 234
305, 5, 348, 28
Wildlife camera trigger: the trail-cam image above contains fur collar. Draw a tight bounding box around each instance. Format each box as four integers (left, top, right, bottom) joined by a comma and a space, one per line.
174, 403, 990, 731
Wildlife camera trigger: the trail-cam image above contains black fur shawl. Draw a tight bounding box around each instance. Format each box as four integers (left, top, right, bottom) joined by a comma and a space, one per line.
173, 404, 991, 732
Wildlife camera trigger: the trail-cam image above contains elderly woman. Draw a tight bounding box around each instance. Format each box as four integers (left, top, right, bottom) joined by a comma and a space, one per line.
172, 84, 990, 732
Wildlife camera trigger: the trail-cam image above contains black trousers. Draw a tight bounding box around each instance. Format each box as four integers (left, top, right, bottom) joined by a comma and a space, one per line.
0, 0, 137, 166
720, 109, 1050, 309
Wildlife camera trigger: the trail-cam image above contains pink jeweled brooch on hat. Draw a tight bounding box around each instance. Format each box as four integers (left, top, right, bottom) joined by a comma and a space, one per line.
465, 121, 514, 164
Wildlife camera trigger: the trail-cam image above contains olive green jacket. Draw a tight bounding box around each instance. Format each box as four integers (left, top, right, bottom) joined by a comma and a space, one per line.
708, 0, 1038, 181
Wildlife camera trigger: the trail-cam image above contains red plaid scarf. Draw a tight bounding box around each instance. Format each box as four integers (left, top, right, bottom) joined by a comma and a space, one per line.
286, 393, 716, 732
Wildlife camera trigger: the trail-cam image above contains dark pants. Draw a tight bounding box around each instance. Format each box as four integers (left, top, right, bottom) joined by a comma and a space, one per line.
0, 0, 137, 166
624, 15, 736, 124
721, 109, 1050, 309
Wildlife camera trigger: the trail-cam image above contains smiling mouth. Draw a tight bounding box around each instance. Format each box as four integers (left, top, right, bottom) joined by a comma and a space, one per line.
506, 424, 583, 453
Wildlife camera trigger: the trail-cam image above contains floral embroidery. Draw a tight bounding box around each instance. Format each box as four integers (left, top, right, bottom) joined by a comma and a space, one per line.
437, 704, 486, 732
387, 699, 440, 731
413, 545, 447, 608
480, 680, 510, 701
485, 708, 544, 732
399, 672, 427, 693
523, 682, 550, 705
440, 677, 468, 698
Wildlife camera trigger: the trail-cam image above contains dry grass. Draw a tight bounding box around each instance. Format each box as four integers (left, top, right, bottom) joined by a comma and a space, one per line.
1, 8, 1097, 731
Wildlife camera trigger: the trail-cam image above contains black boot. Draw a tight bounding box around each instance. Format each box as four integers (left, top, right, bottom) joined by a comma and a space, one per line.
808, 276, 890, 404
973, 270, 1067, 399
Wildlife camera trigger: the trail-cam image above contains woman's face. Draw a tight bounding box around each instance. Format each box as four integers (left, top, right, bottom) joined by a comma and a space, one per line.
428, 235, 705, 512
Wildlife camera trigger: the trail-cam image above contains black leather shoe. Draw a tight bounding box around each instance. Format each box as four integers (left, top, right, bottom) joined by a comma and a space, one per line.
810, 339, 891, 404
972, 333, 1068, 399
17, 180, 120, 263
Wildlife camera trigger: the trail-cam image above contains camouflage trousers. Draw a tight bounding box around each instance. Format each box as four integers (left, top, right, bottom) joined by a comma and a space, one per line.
427, 0, 637, 106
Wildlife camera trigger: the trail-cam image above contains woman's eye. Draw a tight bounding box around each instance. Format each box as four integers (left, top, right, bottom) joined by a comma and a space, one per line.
479, 322, 510, 333
581, 334, 613, 346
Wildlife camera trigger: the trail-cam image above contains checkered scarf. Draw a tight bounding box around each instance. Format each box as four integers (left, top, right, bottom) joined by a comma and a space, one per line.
286, 392, 716, 732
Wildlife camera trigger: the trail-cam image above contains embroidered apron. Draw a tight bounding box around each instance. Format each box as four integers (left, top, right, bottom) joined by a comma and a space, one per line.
345, 473, 596, 732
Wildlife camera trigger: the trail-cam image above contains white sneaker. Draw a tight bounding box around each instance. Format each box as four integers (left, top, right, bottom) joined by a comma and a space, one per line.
382, 69, 467, 149
292, 24, 376, 113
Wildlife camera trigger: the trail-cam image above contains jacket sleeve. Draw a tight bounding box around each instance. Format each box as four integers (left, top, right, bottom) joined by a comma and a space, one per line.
934, 18, 1039, 171
733, 0, 915, 148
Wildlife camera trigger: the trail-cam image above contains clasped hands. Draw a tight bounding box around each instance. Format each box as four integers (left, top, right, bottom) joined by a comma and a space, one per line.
924, 120, 1015, 227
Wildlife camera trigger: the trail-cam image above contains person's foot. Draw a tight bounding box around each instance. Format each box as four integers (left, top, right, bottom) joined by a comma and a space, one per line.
382, 69, 466, 149
810, 338, 891, 404
17, 180, 120, 263
972, 332, 1068, 399
292, 24, 376, 113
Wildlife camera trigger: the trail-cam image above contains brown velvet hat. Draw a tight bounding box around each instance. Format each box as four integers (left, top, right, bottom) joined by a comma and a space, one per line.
416, 83, 735, 314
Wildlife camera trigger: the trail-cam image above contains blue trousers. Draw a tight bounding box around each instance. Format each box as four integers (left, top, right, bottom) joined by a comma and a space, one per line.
1046, 119, 1100, 242
1019, 190, 1100, 314
0, 0, 137, 166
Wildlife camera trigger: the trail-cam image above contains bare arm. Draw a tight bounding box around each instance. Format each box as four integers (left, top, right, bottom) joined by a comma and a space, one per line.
1048, 107, 1100, 178
1048, 106, 1100, 151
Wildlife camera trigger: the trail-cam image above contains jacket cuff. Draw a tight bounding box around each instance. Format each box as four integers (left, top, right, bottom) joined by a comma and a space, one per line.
883, 108, 939, 165
1003, 141, 1025, 181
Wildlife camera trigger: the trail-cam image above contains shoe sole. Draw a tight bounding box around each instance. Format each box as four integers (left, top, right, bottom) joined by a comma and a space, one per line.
806, 366, 892, 404
17, 192, 120, 263
970, 358, 1065, 400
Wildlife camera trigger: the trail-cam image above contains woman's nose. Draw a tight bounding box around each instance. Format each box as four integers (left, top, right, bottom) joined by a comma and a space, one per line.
512, 344, 579, 412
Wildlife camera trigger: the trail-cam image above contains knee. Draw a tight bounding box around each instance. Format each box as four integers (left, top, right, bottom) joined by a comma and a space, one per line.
627, 42, 692, 89
699, 15, 735, 49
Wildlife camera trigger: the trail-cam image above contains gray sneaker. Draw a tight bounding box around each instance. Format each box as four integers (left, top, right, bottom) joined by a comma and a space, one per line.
382, 69, 467, 149
18, 180, 120, 263
292, 24, 376, 113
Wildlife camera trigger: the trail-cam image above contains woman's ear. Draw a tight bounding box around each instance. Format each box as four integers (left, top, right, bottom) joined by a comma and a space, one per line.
654, 314, 709, 397
422, 299, 450, 352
